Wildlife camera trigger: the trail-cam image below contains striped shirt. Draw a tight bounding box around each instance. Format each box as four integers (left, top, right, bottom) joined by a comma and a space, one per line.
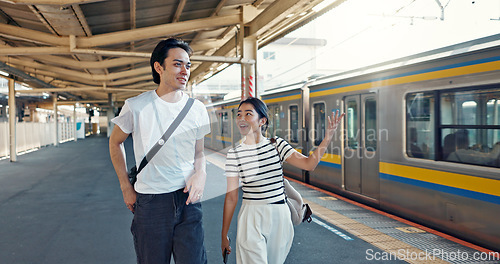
225, 137, 296, 204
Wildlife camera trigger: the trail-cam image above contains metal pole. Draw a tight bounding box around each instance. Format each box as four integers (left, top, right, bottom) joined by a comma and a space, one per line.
240, 66, 246, 100
73, 104, 77, 142
8, 78, 17, 162
53, 94, 58, 146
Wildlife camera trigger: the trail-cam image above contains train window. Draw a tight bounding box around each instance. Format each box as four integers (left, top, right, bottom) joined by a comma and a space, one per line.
364, 98, 377, 151
406, 92, 435, 159
289, 105, 299, 143
221, 112, 230, 137
274, 106, 281, 138
267, 107, 273, 138
312, 103, 326, 146
440, 88, 500, 167
267, 106, 281, 138
346, 100, 358, 149
217, 112, 223, 136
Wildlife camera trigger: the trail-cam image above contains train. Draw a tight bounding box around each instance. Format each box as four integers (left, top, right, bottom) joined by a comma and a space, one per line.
204, 34, 500, 251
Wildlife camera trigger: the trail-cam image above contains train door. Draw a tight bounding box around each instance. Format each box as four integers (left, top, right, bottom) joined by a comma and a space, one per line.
344, 93, 379, 200
220, 110, 231, 149
267, 104, 281, 138
231, 108, 240, 146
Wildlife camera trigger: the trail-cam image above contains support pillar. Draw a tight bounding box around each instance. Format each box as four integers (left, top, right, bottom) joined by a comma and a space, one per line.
8, 78, 16, 162
240, 67, 247, 100
53, 94, 58, 147
240, 37, 257, 99
73, 104, 77, 142
240, 5, 258, 100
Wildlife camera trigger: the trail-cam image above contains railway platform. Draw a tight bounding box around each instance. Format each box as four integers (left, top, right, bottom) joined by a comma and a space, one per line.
0, 136, 498, 264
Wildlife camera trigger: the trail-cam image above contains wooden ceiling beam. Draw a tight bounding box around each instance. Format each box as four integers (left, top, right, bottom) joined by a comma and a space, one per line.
190, 35, 237, 81
0, 14, 241, 49
172, 0, 186, 23
0, 0, 106, 5
0, 47, 251, 64
0, 23, 66, 46
78, 14, 241, 48
247, 0, 303, 37
6, 56, 150, 81
22, 55, 146, 69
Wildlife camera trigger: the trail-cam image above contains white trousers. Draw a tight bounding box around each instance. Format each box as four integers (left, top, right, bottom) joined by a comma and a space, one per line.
236, 201, 294, 264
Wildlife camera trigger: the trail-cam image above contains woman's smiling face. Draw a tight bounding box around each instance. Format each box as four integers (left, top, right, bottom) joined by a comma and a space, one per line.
236, 103, 266, 136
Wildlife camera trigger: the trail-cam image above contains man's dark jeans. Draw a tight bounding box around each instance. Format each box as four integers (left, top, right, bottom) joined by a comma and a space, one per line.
131, 189, 207, 264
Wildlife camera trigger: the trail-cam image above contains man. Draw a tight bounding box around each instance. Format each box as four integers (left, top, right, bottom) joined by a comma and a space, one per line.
109, 38, 210, 264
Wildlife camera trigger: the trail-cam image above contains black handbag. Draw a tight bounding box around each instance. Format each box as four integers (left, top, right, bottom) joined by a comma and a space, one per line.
128, 97, 194, 185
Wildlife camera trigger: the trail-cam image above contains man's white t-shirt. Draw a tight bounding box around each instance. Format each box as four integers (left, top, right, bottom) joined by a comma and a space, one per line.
112, 91, 211, 194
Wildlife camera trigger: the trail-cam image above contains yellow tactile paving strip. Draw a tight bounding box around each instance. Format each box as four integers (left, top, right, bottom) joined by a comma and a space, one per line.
304, 198, 451, 264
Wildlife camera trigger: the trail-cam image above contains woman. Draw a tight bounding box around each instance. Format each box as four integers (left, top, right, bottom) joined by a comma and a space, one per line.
221, 97, 344, 264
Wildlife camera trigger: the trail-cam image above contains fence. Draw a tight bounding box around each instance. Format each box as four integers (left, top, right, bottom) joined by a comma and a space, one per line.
0, 122, 75, 158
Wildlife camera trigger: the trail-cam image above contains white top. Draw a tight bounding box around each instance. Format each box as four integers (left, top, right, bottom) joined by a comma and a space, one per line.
112, 91, 211, 194
225, 137, 296, 204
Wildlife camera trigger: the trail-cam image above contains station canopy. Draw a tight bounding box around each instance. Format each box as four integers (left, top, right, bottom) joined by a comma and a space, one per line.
0, 0, 342, 104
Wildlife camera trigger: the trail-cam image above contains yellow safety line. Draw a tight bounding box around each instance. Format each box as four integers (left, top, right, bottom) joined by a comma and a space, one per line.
304, 198, 451, 264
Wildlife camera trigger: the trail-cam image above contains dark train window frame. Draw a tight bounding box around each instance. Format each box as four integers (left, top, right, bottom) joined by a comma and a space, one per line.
289, 104, 299, 144
364, 96, 377, 152
406, 85, 500, 168
346, 98, 359, 150
266, 104, 281, 138
405, 91, 435, 160
220, 111, 230, 138
312, 101, 326, 146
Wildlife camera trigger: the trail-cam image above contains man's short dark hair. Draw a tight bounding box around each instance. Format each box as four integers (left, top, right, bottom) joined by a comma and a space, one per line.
150, 38, 193, 84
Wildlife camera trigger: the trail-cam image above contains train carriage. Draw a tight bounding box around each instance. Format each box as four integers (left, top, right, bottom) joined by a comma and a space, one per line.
308, 37, 500, 250
207, 34, 500, 251
206, 97, 241, 152
262, 83, 306, 180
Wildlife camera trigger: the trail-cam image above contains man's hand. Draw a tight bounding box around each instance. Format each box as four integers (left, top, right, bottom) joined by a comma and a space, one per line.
122, 183, 137, 213
184, 170, 206, 204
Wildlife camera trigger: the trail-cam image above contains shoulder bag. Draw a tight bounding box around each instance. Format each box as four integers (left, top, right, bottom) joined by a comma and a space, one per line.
270, 137, 313, 225
128, 97, 195, 185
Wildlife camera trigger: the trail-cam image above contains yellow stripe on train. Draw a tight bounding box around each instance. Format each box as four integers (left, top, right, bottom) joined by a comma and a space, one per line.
263, 94, 301, 104
308, 151, 341, 164
216, 135, 232, 142
379, 162, 500, 197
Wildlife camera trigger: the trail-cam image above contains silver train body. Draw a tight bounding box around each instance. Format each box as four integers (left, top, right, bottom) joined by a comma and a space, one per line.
205, 35, 500, 251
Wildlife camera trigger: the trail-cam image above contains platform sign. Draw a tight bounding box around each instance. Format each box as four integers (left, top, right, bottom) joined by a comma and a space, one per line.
76, 120, 85, 139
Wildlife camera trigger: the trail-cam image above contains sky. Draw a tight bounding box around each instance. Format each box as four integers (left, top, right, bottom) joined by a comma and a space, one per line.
195, 0, 500, 95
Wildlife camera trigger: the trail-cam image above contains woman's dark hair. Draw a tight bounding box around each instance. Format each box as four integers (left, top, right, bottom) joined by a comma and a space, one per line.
150, 38, 193, 84
238, 97, 269, 132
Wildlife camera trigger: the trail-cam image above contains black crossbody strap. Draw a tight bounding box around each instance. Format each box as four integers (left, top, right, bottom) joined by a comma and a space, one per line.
136, 97, 195, 174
